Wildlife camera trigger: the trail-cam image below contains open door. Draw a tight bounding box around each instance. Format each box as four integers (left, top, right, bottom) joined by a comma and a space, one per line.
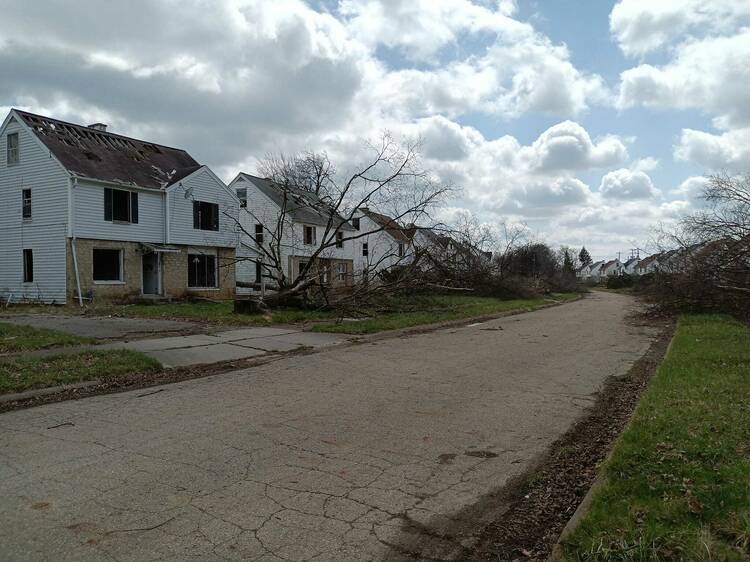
142, 252, 161, 295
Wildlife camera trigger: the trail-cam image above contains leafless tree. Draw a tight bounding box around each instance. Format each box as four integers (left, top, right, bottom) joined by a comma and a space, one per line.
231, 133, 452, 309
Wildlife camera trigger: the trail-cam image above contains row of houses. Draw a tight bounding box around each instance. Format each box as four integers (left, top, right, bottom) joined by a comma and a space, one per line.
576, 253, 663, 282
0, 109, 449, 305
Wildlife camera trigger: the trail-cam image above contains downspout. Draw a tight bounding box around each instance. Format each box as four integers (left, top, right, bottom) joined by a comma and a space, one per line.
69, 177, 83, 307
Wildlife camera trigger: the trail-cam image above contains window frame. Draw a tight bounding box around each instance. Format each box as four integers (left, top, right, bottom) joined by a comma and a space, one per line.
303, 225, 316, 246
336, 262, 347, 282
351, 217, 360, 230
7, 132, 19, 166
22, 249, 33, 283
193, 201, 220, 231
362, 242, 369, 257
254, 223, 264, 245
22, 188, 32, 220
187, 253, 218, 289
335, 231, 344, 248
254, 261, 262, 284
104, 188, 139, 224
398, 242, 404, 257
236, 187, 247, 208
92, 248, 124, 284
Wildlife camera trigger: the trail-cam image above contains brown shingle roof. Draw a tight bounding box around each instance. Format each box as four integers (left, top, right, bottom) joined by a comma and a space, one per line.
360, 208, 411, 242
16, 109, 200, 190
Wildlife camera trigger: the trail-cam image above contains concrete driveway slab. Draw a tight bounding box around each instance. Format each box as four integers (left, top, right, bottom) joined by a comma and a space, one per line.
146, 343, 266, 367
0, 292, 658, 561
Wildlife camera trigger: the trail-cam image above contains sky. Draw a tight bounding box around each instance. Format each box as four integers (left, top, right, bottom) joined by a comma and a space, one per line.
1, 0, 749, 260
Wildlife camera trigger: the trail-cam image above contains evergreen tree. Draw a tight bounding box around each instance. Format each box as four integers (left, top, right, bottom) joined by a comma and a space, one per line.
579, 246, 592, 266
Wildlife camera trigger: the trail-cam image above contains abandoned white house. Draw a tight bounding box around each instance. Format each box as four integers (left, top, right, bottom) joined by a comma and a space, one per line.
230, 173, 356, 293
351, 208, 413, 276
0, 109, 239, 304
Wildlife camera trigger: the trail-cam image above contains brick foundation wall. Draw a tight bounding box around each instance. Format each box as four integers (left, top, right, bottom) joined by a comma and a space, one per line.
67, 239, 235, 302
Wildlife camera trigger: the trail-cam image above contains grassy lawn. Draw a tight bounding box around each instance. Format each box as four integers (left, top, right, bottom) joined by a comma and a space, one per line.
0, 321, 95, 354
91, 301, 336, 326
0, 350, 162, 394
562, 315, 750, 561
311, 293, 579, 334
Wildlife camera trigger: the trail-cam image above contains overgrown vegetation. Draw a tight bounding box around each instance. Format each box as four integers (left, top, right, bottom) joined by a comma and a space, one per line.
0, 321, 94, 354
562, 315, 750, 561
312, 293, 578, 334
0, 350, 161, 393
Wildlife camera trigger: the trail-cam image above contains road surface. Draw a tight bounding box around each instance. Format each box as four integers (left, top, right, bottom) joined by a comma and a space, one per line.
0, 292, 658, 561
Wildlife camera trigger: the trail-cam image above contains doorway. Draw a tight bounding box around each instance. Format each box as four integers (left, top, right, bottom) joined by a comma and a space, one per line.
142, 252, 161, 295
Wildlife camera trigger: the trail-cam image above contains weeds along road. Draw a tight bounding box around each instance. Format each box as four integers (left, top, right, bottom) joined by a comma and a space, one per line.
0, 291, 659, 562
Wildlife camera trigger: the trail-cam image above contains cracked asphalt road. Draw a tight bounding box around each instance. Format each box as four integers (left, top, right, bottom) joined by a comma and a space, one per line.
0, 292, 658, 561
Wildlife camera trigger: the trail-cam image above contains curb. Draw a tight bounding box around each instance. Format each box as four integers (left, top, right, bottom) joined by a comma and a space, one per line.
0, 380, 102, 403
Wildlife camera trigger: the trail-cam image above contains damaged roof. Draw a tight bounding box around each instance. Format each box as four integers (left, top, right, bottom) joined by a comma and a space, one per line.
238, 173, 355, 231
359, 208, 411, 242
15, 109, 201, 190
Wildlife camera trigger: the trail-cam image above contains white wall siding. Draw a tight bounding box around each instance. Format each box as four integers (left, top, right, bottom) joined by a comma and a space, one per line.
0, 115, 69, 303
72, 180, 164, 243
352, 214, 411, 274
168, 167, 238, 248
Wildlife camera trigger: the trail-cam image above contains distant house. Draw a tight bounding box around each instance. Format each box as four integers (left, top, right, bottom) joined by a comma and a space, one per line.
587, 260, 605, 281
0, 109, 239, 304
623, 256, 641, 275
636, 254, 661, 275
600, 259, 623, 278
230, 173, 355, 292
352, 208, 412, 275
576, 263, 592, 279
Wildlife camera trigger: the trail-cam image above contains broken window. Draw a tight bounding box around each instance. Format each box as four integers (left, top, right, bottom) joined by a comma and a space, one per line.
104, 188, 138, 223
336, 231, 344, 248
188, 254, 217, 288
303, 225, 316, 245
22, 188, 31, 219
336, 262, 347, 282
22, 249, 33, 283
93, 249, 123, 282
7, 133, 19, 166
236, 187, 247, 208
362, 242, 368, 257
193, 201, 219, 231
255, 224, 264, 245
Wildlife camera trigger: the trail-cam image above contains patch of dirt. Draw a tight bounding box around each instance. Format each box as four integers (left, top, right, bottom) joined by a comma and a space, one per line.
385, 314, 674, 562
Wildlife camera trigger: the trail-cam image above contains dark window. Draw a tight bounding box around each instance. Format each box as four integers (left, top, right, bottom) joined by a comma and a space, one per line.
236, 187, 247, 208
352, 217, 360, 230
22, 188, 31, 219
255, 224, 264, 245
303, 225, 316, 245
398, 242, 404, 257
104, 188, 138, 223
22, 249, 33, 282
193, 201, 219, 231
7, 133, 19, 165
93, 249, 122, 281
188, 254, 217, 288
255, 261, 262, 284
336, 231, 343, 248
299, 261, 308, 276
362, 242, 368, 257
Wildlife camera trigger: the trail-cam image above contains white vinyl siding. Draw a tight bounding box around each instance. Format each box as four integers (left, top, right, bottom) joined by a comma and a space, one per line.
73, 180, 163, 243
0, 115, 69, 303
168, 167, 238, 248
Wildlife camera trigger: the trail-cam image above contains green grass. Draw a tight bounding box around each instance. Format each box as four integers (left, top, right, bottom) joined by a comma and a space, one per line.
562, 315, 750, 561
93, 301, 336, 326
0, 350, 162, 394
311, 293, 579, 334
0, 321, 95, 354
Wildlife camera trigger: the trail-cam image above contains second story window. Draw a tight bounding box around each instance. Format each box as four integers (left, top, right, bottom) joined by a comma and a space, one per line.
336, 231, 344, 248
352, 217, 360, 230
362, 242, 368, 257
303, 225, 316, 245
22, 188, 31, 220
255, 224, 264, 245
236, 187, 247, 208
104, 188, 139, 224
398, 242, 404, 257
7, 133, 19, 166
193, 201, 219, 231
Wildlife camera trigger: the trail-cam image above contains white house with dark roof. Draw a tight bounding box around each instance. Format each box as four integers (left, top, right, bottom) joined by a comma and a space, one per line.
351, 208, 413, 276
230, 172, 356, 292
0, 109, 239, 304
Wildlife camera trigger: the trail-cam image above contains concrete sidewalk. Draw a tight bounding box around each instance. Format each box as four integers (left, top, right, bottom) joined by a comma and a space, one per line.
100, 327, 349, 367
